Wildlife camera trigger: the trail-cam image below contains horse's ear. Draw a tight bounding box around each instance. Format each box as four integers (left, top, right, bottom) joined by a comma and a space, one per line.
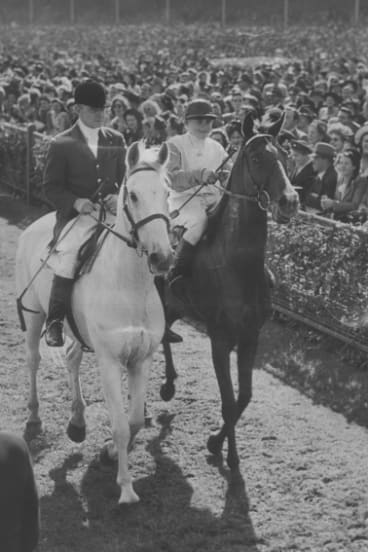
241, 112, 254, 142
157, 142, 169, 166
126, 141, 140, 170
268, 112, 285, 137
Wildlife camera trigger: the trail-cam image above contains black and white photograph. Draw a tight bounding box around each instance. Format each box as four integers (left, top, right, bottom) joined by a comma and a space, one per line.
0, 1, 367, 551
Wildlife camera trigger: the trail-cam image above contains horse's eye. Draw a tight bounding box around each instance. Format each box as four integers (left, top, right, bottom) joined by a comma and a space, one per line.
130, 192, 138, 203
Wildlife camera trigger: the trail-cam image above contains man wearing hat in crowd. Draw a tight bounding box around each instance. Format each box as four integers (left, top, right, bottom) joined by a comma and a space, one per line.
304, 142, 338, 210
43, 79, 126, 347
166, 99, 231, 297
289, 140, 316, 209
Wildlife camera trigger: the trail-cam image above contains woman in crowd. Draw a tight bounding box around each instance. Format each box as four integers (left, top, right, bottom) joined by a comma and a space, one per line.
109, 94, 129, 133
355, 124, 368, 176
226, 120, 243, 150
47, 98, 70, 135
210, 127, 229, 150
321, 149, 368, 222
328, 123, 353, 155
123, 108, 143, 145
141, 98, 162, 119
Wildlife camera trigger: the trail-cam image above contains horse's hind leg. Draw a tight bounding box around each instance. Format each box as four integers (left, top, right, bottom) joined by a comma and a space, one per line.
160, 339, 177, 401
127, 356, 151, 450
98, 356, 139, 504
65, 340, 86, 443
24, 312, 44, 438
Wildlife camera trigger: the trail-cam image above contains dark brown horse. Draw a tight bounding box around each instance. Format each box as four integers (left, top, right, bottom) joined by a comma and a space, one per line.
161, 113, 299, 471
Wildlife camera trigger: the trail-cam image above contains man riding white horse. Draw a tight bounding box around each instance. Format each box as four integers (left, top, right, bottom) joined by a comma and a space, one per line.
167, 99, 232, 297
44, 79, 125, 347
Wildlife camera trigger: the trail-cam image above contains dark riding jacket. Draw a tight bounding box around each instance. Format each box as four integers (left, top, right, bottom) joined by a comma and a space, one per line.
43, 122, 126, 239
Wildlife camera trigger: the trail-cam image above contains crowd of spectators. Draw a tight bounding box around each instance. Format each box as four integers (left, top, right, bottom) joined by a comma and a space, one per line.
2, 22, 368, 223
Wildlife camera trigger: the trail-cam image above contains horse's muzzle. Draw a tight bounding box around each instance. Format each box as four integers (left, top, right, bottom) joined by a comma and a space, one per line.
148, 251, 174, 275
273, 193, 299, 224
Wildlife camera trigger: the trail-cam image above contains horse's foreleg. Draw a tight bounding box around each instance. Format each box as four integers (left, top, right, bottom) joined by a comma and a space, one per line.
98, 357, 139, 504
127, 356, 151, 450
208, 334, 258, 455
65, 341, 86, 443
24, 313, 44, 436
236, 334, 257, 419
207, 334, 239, 470
160, 338, 177, 401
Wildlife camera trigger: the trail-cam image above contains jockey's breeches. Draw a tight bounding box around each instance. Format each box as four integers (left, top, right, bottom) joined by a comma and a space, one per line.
47, 212, 113, 278
169, 193, 218, 246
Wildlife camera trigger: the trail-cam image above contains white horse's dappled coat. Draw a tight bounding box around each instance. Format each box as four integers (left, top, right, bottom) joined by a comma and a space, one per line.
16, 142, 173, 504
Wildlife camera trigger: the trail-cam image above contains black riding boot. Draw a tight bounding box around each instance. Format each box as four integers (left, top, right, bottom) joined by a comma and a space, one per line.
154, 277, 183, 343
45, 275, 74, 347
168, 239, 196, 300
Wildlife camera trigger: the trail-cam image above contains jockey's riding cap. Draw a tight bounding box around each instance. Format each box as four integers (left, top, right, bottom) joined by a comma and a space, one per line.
74, 79, 107, 108
185, 99, 216, 121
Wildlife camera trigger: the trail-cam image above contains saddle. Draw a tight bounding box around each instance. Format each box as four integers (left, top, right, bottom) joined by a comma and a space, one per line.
65, 225, 109, 353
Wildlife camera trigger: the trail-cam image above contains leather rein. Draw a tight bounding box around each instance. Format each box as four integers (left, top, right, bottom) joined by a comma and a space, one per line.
90, 165, 170, 251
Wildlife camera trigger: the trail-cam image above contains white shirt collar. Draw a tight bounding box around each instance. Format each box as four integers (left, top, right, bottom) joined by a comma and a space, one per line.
78, 118, 100, 141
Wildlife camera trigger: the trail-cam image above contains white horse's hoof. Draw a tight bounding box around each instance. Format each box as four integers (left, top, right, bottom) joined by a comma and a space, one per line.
118, 485, 140, 504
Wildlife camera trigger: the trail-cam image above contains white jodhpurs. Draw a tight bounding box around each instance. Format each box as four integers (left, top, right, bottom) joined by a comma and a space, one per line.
47, 212, 114, 278
169, 193, 219, 246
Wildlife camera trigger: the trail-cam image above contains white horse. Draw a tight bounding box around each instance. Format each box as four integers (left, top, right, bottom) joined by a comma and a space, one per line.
15, 141, 173, 504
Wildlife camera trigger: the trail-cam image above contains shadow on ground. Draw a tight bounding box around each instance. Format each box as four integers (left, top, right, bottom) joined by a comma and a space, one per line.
39, 413, 262, 552
259, 317, 368, 428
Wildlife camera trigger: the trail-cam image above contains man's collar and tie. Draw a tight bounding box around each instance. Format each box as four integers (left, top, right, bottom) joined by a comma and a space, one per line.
77, 118, 100, 158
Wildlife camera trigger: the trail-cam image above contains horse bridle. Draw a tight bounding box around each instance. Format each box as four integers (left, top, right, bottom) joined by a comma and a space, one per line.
89, 165, 170, 251
238, 134, 273, 211
122, 165, 170, 247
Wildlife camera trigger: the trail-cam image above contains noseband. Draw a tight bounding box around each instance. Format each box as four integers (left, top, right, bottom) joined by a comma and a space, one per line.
123, 165, 170, 247
243, 134, 276, 211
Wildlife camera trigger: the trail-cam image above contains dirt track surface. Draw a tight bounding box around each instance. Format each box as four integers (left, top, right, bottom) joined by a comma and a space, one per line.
1, 201, 368, 552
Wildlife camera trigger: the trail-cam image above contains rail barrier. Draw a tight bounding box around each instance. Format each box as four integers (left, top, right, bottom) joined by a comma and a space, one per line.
0, 122, 51, 206
267, 212, 368, 353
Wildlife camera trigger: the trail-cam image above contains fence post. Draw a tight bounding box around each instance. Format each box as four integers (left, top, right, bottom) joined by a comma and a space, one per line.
26, 124, 35, 204
283, 0, 289, 30
165, 0, 170, 24
354, 0, 360, 25
221, 0, 226, 27
70, 0, 75, 24
114, 0, 120, 24
29, 0, 34, 24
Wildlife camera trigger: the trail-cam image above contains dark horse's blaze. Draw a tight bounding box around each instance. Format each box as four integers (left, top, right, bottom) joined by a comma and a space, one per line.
162, 113, 299, 470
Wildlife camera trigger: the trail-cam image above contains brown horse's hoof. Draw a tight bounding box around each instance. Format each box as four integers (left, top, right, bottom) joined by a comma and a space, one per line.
207, 434, 223, 456
24, 420, 42, 442
67, 422, 86, 443
160, 381, 175, 402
